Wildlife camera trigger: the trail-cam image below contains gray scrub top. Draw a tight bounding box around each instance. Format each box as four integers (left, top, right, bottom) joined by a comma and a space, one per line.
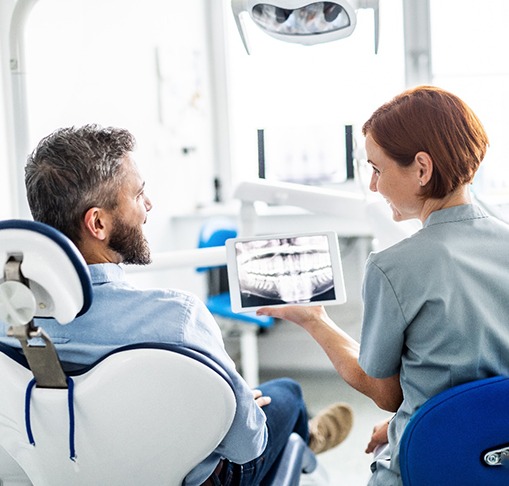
359, 204, 509, 485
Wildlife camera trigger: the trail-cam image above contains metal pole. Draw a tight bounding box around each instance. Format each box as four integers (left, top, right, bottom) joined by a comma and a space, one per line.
403, 0, 432, 87
9, 0, 39, 218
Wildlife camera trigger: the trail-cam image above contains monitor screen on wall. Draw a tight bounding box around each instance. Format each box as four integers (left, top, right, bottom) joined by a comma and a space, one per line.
257, 124, 354, 185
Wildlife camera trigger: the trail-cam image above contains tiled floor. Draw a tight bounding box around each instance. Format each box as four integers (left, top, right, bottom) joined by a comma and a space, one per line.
259, 369, 392, 486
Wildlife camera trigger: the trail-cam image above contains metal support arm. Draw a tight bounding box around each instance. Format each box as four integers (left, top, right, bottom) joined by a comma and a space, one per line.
3, 257, 67, 388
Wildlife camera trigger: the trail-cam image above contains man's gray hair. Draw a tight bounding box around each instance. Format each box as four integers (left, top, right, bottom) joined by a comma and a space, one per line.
25, 124, 135, 244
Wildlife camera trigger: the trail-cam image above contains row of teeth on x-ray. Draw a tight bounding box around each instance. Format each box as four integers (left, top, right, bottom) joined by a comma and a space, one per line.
237, 241, 334, 303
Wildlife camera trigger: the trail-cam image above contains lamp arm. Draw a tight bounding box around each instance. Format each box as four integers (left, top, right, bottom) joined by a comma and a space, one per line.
352, 0, 379, 53
234, 179, 365, 219
231, 0, 251, 54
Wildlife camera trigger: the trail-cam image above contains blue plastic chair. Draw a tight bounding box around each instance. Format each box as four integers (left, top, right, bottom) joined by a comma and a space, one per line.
400, 375, 509, 485
197, 218, 274, 386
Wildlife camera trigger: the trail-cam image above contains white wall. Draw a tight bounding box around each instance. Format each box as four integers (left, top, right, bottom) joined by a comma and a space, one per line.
1, 0, 220, 233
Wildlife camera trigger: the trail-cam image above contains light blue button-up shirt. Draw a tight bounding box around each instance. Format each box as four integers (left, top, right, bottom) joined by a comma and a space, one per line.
359, 204, 509, 485
0, 263, 267, 485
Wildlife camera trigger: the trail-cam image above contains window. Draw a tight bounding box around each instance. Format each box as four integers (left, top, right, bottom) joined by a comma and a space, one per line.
222, 0, 406, 190
430, 0, 509, 210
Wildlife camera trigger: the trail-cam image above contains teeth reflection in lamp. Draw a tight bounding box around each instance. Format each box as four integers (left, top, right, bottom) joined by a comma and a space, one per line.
252, 3, 352, 35
231, 0, 379, 54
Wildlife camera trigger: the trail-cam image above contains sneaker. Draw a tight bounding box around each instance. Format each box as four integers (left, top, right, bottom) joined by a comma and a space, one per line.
308, 402, 353, 454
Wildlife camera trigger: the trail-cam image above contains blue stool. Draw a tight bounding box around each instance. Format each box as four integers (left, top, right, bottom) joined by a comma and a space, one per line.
400, 376, 509, 486
197, 218, 274, 386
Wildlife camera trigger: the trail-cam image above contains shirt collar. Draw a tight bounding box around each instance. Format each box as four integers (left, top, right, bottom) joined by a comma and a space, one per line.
423, 203, 488, 228
88, 263, 126, 284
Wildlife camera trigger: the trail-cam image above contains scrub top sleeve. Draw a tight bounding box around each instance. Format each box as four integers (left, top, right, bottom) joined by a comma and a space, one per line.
359, 259, 407, 379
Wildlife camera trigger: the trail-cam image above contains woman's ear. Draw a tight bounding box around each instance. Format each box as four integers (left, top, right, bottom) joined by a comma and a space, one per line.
415, 151, 433, 186
83, 207, 109, 241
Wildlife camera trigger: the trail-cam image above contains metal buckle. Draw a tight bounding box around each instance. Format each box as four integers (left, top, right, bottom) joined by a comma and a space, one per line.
484, 446, 509, 467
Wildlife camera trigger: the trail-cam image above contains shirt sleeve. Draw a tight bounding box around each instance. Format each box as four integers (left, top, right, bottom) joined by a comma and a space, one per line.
180, 294, 268, 464
358, 258, 407, 379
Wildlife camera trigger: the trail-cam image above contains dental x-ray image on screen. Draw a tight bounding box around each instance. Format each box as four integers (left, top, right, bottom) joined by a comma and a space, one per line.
226, 231, 346, 313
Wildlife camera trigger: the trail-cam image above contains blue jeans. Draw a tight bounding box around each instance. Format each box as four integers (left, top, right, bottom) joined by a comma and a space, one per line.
216, 377, 310, 485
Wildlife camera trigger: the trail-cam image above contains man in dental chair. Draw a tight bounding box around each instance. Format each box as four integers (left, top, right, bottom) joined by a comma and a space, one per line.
0, 124, 352, 485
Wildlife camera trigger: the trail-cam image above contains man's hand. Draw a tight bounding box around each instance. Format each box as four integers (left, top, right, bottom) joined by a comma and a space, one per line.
365, 418, 390, 453
253, 389, 271, 408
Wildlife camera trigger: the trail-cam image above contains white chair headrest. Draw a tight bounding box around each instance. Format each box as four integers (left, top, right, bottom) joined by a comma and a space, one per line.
0, 220, 92, 325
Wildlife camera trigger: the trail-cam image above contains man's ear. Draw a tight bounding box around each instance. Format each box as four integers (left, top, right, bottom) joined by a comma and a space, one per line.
415, 151, 433, 186
83, 207, 109, 241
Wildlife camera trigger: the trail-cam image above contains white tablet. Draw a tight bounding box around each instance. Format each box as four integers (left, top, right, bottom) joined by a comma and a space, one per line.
226, 231, 347, 313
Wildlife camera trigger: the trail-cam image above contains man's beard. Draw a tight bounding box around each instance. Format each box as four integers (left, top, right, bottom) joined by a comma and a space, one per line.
108, 217, 152, 265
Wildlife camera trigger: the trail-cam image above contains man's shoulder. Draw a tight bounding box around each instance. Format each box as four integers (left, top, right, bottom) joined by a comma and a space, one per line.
93, 281, 206, 317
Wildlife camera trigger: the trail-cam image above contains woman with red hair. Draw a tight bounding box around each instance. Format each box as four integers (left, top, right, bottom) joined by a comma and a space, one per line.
258, 86, 509, 485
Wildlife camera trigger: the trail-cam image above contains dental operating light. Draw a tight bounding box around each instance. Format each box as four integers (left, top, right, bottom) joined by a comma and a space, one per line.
231, 0, 380, 54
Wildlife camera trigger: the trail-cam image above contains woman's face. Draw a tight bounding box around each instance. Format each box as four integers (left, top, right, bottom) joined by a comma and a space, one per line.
365, 134, 423, 222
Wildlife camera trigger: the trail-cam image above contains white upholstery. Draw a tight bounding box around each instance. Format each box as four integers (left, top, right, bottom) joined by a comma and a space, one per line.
0, 219, 315, 486
0, 348, 236, 486
0, 226, 89, 324
0, 445, 31, 485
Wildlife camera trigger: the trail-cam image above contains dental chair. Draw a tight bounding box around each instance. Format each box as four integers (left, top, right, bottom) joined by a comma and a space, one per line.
197, 217, 274, 387
0, 219, 316, 486
399, 375, 509, 486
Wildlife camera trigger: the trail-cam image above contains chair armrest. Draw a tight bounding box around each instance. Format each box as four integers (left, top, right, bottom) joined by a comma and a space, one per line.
271, 432, 317, 486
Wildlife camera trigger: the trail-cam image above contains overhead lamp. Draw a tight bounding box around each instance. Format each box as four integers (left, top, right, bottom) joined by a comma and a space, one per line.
231, 0, 380, 54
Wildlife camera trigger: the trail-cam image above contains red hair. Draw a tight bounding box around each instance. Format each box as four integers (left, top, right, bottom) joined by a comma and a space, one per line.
362, 85, 489, 198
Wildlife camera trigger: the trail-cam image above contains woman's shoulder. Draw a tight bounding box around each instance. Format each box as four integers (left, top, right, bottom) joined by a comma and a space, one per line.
367, 206, 509, 276
368, 229, 432, 267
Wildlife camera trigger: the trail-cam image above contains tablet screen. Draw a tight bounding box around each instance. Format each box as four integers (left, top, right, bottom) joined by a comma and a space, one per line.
226, 231, 346, 313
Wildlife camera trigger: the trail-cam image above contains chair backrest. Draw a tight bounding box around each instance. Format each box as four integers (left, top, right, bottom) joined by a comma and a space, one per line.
198, 218, 238, 255
400, 375, 509, 486
0, 445, 30, 486
197, 218, 237, 295
0, 220, 237, 485
0, 343, 236, 486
